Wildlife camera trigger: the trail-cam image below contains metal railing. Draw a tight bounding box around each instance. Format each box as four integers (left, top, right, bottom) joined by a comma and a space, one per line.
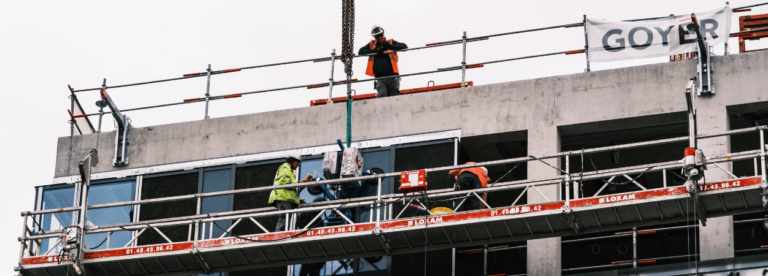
17, 126, 768, 272
64, 3, 768, 135
66, 19, 594, 136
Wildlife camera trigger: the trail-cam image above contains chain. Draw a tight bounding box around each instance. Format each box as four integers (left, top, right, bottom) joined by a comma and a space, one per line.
341, 0, 355, 98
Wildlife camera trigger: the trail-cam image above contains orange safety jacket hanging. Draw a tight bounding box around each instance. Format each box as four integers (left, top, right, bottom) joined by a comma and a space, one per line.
449, 162, 491, 189
365, 39, 400, 77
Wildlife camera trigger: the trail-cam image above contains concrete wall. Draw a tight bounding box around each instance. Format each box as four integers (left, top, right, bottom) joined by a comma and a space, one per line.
55, 51, 768, 177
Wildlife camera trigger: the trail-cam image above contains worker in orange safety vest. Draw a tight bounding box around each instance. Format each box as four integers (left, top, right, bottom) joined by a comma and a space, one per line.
358, 25, 408, 98
449, 162, 490, 211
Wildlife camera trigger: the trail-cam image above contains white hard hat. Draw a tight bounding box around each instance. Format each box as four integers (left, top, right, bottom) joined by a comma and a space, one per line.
371, 25, 384, 36
286, 151, 302, 162
482, 167, 488, 175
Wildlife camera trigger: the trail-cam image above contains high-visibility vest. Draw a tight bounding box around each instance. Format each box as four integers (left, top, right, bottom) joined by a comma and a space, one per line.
365, 39, 400, 77
449, 162, 491, 188
268, 162, 301, 206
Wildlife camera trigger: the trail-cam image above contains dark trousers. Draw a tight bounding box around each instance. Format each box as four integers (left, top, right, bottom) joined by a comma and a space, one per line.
455, 173, 481, 212
274, 201, 296, 232
375, 77, 401, 97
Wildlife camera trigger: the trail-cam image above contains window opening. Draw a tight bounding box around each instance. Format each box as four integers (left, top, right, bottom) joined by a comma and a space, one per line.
85, 180, 136, 250
38, 186, 76, 255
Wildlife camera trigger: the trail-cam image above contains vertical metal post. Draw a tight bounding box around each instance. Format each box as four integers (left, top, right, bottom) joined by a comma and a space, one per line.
483, 244, 488, 276
583, 15, 591, 72
759, 129, 767, 197
632, 227, 637, 269
725, 2, 730, 55
18, 214, 28, 269
201, 222, 206, 240
193, 219, 200, 250
663, 169, 667, 187
106, 231, 111, 249
96, 79, 107, 150
328, 49, 336, 104
69, 92, 75, 137
77, 180, 89, 267
204, 64, 212, 119
565, 155, 571, 205
452, 248, 456, 276
196, 197, 202, 215
461, 31, 467, 87
376, 177, 382, 229
285, 214, 290, 232
754, 158, 759, 176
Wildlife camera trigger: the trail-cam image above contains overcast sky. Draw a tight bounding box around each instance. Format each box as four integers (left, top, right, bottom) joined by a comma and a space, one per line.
2, 0, 767, 272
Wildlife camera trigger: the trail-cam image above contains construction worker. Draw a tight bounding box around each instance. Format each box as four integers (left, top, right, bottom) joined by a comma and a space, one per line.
358, 25, 408, 98
449, 162, 490, 211
268, 152, 307, 232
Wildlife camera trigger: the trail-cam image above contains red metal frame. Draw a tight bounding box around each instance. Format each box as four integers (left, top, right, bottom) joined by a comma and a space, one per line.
739, 13, 768, 53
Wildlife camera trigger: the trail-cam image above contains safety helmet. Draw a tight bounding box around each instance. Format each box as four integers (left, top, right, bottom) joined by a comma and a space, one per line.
482, 167, 488, 175
371, 25, 384, 36
286, 151, 302, 162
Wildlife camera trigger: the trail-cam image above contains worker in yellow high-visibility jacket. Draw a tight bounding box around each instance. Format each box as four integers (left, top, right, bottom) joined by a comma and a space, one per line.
268, 152, 307, 232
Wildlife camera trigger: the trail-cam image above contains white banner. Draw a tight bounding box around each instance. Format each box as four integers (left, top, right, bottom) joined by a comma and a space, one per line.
587, 6, 732, 62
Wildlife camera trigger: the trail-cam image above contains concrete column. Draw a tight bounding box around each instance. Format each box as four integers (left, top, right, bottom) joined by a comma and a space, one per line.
527, 127, 561, 275
696, 103, 733, 260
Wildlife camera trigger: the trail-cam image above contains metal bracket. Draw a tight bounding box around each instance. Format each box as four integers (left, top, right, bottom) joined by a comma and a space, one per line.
374, 229, 392, 256
191, 248, 211, 274
686, 179, 708, 226
100, 82, 130, 166
691, 13, 715, 96
564, 209, 580, 234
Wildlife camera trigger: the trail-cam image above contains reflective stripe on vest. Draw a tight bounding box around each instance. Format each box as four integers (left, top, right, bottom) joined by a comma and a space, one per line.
365, 39, 400, 77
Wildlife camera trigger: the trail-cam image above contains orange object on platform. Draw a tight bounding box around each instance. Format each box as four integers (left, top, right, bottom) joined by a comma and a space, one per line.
310, 81, 473, 106
400, 81, 473, 94
309, 93, 378, 106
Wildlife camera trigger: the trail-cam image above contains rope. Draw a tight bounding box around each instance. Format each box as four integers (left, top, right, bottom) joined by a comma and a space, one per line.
489, 163, 520, 187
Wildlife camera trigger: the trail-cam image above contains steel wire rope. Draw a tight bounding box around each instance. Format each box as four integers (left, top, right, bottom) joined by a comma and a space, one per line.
420, 191, 430, 276
489, 163, 521, 188
586, 154, 655, 186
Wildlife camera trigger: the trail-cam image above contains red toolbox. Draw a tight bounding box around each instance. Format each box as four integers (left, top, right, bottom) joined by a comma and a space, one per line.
400, 169, 427, 194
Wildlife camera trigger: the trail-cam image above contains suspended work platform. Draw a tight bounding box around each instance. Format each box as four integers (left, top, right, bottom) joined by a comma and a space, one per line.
19, 170, 767, 276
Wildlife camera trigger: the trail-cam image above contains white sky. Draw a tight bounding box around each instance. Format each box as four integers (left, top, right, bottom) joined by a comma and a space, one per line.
2, 0, 767, 272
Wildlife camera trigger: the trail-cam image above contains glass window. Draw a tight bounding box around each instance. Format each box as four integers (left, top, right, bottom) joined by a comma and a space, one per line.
358, 149, 392, 222
39, 187, 76, 254
86, 181, 135, 250
298, 158, 325, 204
202, 169, 232, 239
138, 172, 198, 245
